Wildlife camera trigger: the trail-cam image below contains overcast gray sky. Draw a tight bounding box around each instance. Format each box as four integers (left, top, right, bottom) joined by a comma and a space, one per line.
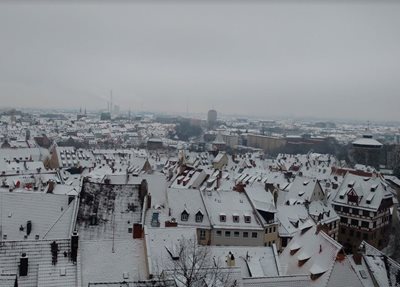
0, 1, 399, 121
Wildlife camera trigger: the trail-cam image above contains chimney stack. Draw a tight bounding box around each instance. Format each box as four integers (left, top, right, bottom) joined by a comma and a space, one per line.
19, 253, 28, 276
47, 180, 55, 193
353, 253, 363, 265
70, 231, 79, 263
26, 220, 32, 236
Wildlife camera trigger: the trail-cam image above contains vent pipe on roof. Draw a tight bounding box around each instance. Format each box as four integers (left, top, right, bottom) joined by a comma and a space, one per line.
226, 252, 236, 267
47, 180, 55, 193
353, 253, 362, 265
26, 220, 32, 236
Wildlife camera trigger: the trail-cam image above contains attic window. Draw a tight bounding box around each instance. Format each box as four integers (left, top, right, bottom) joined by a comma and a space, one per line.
310, 272, 325, 281
310, 264, 328, 280
233, 215, 240, 223
290, 243, 301, 255
290, 219, 299, 228
181, 210, 189, 222
244, 215, 251, 223
370, 184, 378, 192
348, 181, 355, 188
298, 252, 311, 267
298, 191, 305, 197
303, 181, 309, 186
195, 211, 203, 223
366, 193, 375, 204
220, 214, 226, 222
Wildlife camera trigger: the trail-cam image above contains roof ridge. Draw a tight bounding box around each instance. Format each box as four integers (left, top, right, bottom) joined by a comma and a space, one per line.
319, 230, 343, 250
42, 200, 74, 239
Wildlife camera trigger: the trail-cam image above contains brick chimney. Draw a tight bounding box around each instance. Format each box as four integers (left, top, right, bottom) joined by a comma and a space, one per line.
353, 253, 363, 265
234, 182, 245, 193
47, 180, 55, 193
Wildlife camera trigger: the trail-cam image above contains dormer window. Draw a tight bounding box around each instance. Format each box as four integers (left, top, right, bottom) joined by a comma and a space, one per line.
298, 252, 311, 267
181, 210, 189, 222
347, 181, 355, 188
290, 219, 299, 228
244, 215, 251, 223
233, 214, 240, 223
290, 242, 301, 255
310, 264, 328, 281
195, 211, 204, 223
370, 184, 378, 192
219, 213, 226, 222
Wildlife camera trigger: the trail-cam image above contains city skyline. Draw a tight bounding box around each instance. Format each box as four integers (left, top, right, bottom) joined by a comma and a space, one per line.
1, 2, 400, 121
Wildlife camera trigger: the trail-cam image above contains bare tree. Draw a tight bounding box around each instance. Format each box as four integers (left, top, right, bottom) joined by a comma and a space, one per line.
160, 237, 238, 287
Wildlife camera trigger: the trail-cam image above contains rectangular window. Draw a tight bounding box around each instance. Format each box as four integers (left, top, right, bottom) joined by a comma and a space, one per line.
225, 231, 231, 237
351, 219, 358, 226
216, 230, 222, 236
196, 214, 203, 223
273, 227, 276, 232
181, 213, 189, 222
352, 208, 358, 215
243, 232, 249, 238
244, 216, 251, 223
234, 231, 240, 237
361, 221, 369, 228
340, 217, 348, 224
252, 232, 257, 238
363, 210, 370, 217
233, 215, 239, 223
343, 207, 349, 213
199, 229, 206, 240
220, 215, 226, 222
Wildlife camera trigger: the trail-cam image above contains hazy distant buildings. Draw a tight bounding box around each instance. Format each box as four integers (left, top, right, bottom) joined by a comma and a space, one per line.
147, 137, 163, 150
247, 134, 286, 153
352, 134, 383, 168
100, 112, 111, 121
207, 109, 217, 129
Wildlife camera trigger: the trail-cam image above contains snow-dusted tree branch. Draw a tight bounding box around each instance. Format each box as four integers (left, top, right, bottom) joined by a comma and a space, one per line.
160, 236, 237, 287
